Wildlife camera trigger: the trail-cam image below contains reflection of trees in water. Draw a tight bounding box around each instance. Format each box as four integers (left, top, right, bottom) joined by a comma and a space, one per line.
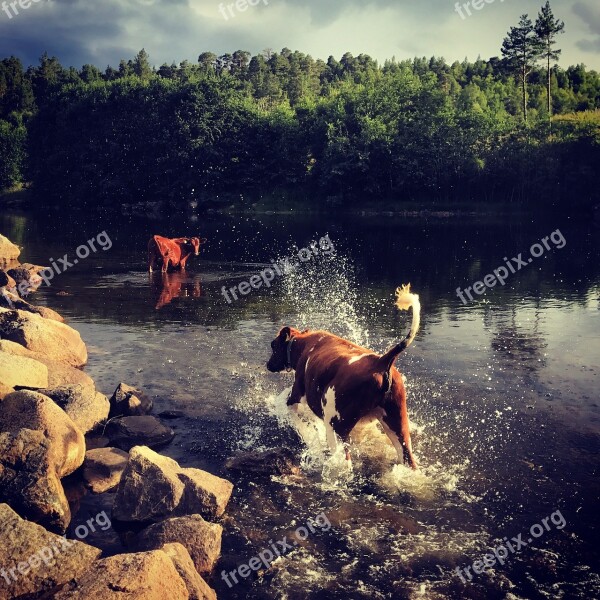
486, 303, 548, 373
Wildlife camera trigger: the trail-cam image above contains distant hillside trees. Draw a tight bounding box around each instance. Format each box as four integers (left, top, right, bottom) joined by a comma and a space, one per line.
0, 8, 599, 210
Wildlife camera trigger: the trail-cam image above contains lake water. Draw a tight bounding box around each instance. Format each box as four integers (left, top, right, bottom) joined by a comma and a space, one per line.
1, 208, 599, 599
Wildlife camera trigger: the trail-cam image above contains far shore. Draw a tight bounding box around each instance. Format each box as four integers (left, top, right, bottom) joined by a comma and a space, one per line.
1, 185, 591, 219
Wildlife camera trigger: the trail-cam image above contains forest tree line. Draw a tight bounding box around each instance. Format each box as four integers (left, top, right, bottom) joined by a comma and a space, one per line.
1, 5, 599, 211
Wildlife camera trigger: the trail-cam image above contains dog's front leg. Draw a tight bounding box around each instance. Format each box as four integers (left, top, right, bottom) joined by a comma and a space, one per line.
287, 379, 305, 406
325, 421, 338, 452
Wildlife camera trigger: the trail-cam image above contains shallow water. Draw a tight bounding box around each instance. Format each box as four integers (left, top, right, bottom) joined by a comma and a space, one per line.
1, 209, 599, 599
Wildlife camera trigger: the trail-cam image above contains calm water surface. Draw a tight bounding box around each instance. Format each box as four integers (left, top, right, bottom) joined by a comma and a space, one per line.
1, 209, 599, 599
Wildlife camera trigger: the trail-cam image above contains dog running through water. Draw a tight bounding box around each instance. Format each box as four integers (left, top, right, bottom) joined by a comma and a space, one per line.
267, 285, 421, 469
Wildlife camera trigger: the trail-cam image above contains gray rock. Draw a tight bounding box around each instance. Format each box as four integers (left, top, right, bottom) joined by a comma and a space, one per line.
83, 447, 129, 494
39, 384, 110, 434
109, 382, 153, 418
135, 515, 223, 575
0, 339, 95, 388
53, 549, 190, 600
0, 351, 49, 390
0, 307, 87, 367
0, 390, 85, 478
161, 543, 217, 600
0, 429, 72, 533
105, 415, 175, 451
113, 446, 233, 523
0, 503, 101, 599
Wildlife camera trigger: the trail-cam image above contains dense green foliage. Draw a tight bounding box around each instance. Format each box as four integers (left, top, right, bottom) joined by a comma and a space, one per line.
0, 114, 27, 189
1, 26, 599, 210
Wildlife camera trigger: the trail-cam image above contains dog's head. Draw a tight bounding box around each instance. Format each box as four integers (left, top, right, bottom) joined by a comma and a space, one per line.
190, 237, 208, 256
267, 326, 301, 372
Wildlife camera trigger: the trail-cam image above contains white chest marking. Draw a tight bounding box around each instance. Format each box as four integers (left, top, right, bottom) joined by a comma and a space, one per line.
322, 386, 341, 451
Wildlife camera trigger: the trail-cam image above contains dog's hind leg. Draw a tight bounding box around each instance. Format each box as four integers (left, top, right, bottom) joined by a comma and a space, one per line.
378, 400, 417, 470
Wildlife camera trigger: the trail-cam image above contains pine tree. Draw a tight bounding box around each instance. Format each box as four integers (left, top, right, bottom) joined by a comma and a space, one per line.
501, 15, 543, 122
534, 1, 565, 118
133, 49, 152, 80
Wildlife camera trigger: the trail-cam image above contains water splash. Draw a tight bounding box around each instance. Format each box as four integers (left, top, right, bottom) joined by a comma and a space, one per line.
280, 250, 370, 347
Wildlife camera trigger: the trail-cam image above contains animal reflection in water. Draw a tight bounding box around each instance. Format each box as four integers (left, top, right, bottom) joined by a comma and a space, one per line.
150, 272, 202, 309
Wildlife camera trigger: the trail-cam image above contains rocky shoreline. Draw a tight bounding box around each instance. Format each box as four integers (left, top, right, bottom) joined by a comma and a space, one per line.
0, 234, 233, 599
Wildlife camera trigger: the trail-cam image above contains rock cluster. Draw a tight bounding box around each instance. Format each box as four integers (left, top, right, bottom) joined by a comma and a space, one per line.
0, 235, 233, 598
113, 446, 233, 523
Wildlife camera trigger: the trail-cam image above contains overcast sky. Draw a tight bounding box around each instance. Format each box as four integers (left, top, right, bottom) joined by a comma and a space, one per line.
0, 0, 598, 70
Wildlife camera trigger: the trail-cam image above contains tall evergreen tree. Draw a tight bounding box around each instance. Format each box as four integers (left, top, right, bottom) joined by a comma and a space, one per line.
534, 1, 565, 118
133, 49, 152, 79
502, 14, 542, 122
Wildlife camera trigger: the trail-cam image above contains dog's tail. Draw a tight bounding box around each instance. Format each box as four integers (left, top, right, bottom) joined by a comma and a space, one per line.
378, 284, 421, 372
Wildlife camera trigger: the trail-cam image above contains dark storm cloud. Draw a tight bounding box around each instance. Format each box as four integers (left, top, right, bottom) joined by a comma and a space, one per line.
0, 0, 196, 67
573, 1, 600, 53
0, 0, 596, 70
0, 0, 476, 67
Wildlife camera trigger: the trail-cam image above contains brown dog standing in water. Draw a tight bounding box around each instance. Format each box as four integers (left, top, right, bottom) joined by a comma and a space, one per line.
267, 285, 421, 469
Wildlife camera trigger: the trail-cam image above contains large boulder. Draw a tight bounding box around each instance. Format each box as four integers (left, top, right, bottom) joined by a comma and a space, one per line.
134, 515, 223, 575
0, 503, 101, 599
0, 234, 20, 269
53, 549, 190, 600
38, 384, 110, 434
0, 390, 85, 478
161, 543, 217, 600
83, 447, 129, 494
113, 446, 233, 523
0, 429, 72, 533
109, 382, 153, 418
0, 339, 94, 387
0, 307, 87, 367
105, 416, 175, 451
0, 351, 49, 389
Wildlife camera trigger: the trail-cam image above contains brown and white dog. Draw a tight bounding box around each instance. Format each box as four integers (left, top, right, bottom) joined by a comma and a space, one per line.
267, 285, 421, 469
